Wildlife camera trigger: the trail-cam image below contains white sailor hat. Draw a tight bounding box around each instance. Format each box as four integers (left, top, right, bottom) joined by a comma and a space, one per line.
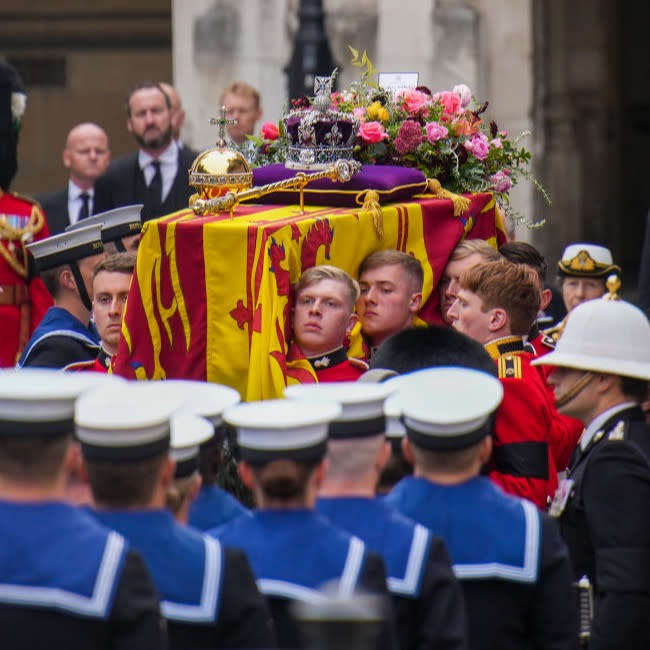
557, 243, 620, 278
27, 223, 104, 272
532, 298, 650, 380
0, 368, 122, 439
65, 204, 143, 244
224, 399, 341, 463
284, 382, 394, 439
383, 376, 406, 440
140, 379, 241, 427
170, 413, 215, 478
396, 367, 503, 450
75, 382, 183, 462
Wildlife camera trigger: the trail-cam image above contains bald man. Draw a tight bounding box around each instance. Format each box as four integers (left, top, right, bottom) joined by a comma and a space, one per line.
159, 82, 193, 154
37, 122, 111, 234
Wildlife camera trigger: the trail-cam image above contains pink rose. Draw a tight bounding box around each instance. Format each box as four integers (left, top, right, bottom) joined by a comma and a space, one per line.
452, 84, 473, 108
490, 137, 503, 149
425, 121, 448, 143
398, 89, 431, 116
353, 107, 367, 123
433, 91, 463, 118
260, 122, 280, 140
464, 133, 490, 160
358, 121, 388, 144
490, 170, 512, 193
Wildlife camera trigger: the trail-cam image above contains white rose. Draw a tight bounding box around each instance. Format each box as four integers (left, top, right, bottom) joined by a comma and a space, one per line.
11, 92, 26, 121
452, 84, 472, 108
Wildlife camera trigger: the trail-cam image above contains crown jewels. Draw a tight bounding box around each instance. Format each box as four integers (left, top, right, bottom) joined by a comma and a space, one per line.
284, 74, 360, 170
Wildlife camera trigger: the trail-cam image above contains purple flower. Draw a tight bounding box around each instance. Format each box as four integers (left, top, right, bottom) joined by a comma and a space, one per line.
425, 121, 448, 143
394, 120, 424, 154
490, 170, 512, 193
464, 132, 490, 160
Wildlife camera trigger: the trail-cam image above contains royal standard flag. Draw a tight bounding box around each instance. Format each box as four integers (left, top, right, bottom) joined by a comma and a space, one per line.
113, 194, 506, 399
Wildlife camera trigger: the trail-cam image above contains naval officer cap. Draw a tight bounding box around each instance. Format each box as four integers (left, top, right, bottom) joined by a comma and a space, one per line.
136, 379, 241, 427
27, 223, 104, 272
396, 367, 503, 450
65, 204, 143, 245
170, 412, 215, 478
557, 243, 620, 278
224, 399, 342, 464
284, 382, 395, 439
0, 368, 123, 439
75, 382, 183, 462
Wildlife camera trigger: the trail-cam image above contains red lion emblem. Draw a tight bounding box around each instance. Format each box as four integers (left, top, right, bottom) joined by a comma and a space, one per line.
300, 219, 334, 270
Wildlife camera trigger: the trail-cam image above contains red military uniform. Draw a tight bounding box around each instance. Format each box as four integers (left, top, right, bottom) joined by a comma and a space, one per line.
288, 343, 368, 383
0, 190, 53, 366
66, 347, 111, 373
484, 336, 560, 509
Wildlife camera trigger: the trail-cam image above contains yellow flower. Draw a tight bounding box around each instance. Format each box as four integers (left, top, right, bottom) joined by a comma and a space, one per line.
366, 101, 388, 122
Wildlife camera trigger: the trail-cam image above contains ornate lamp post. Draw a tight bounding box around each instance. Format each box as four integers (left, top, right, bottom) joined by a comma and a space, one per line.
285, 0, 338, 99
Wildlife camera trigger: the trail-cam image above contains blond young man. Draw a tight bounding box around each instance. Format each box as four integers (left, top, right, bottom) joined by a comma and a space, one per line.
290, 265, 367, 381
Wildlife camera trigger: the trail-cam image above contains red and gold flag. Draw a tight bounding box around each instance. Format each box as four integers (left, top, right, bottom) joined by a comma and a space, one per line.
113, 194, 505, 399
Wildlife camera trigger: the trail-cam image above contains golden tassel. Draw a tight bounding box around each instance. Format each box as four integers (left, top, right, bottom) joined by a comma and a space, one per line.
425, 178, 471, 217
356, 189, 384, 239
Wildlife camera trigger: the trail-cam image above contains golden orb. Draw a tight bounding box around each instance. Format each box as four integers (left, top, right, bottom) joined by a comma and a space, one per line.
188, 146, 253, 203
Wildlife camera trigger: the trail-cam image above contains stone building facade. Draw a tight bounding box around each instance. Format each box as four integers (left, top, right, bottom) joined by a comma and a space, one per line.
3, 0, 648, 282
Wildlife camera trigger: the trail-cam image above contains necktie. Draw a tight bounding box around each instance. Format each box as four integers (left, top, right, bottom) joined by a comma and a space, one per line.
78, 192, 90, 221
147, 160, 162, 215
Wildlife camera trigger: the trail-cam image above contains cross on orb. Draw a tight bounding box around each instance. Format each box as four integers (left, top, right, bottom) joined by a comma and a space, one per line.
209, 106, 237, 147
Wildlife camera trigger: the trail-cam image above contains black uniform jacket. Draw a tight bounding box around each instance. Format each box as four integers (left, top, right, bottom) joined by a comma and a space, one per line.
558, 405, 650, 650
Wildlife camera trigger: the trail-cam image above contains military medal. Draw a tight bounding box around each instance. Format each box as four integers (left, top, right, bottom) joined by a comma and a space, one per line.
548, 478, 575, 517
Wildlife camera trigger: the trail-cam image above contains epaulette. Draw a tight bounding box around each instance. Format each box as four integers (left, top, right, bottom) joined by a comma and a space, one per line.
607, 420, 627, 441
497, 354, 522, 380
349, 357, 370, 371
10, 190, 41, 207
541, 318, 566, 349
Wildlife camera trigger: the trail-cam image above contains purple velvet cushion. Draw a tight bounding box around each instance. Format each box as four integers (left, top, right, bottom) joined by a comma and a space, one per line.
251, 164, 427, 207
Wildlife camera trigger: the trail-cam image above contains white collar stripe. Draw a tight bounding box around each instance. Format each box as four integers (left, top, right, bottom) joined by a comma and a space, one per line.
161, 535, 222, 622
387, 524, 430, 595
257, 579, 328, 603
339, 537, 365, 597
0, 531, 124, 617
22, 329, 98, 363
453, 501, 540, 583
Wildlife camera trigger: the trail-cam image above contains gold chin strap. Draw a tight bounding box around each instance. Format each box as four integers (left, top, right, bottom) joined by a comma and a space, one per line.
555, 372, 595, 409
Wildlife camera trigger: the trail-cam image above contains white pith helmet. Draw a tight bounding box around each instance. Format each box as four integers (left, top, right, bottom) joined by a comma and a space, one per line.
532, 299, 650, 380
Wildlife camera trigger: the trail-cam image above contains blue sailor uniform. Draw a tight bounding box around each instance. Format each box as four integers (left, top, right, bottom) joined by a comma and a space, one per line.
17, 305, 100, 369
317, 496, 468, 650
94, 509, 275, 649
556, 405, 650, 648
188, 485, 249, 531
0, 500, 165, 650
210, 508, 397, 650
386, 476, 578, 650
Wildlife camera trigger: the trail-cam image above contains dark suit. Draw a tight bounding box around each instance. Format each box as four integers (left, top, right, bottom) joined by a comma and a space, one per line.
93, 147, 196, 222
558, 405, 650, 649
36, 187, 70, 235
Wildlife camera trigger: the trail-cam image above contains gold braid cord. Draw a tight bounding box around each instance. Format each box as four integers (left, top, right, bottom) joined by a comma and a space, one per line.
0, 204, 46, 279
425, 178, 471, 217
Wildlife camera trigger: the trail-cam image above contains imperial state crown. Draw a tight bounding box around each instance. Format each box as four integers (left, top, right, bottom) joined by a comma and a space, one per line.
284, 74, 359, 170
